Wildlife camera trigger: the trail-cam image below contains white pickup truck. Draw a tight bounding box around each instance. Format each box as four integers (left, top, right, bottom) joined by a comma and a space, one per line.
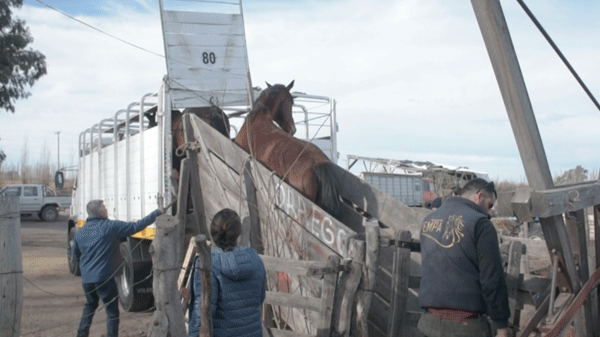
0, 184, 71, 221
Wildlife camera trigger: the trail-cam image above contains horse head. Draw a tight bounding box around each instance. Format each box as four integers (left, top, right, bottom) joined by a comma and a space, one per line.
259, 80, 296, 136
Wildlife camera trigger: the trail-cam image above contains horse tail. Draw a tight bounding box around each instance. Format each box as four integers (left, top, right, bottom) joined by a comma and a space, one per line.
313, 162, 341, 219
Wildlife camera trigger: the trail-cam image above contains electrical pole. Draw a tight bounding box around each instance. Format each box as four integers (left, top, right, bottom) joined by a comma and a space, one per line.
55, 131, 60, 169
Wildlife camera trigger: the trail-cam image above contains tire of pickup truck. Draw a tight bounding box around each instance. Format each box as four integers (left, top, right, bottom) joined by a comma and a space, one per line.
68, 227, 81, 276
116, 241, 154, 312
41, 206, 59, 222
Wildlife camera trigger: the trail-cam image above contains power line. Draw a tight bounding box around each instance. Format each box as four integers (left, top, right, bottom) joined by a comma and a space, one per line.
32, 0, 166, 60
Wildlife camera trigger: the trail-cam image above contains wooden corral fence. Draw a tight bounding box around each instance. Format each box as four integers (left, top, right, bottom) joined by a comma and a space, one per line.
148, 110, 543, 337
171, 111, 434, 336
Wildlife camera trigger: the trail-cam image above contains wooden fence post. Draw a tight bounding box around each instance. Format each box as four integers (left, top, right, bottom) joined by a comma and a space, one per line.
148, 214, 187, 337
195, 235, 213, 337
355, 220, 380, 337
0, 196, 22, 337
333, 239, 365, 336
388, 230, 411, 337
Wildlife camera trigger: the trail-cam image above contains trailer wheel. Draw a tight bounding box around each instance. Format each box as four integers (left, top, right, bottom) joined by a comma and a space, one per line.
67, 227, 81, 276
41, 206, 59, 222
116, 242, 154, 312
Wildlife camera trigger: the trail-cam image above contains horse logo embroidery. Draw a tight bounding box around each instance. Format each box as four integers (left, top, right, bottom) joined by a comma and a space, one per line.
422, 215, 465, 248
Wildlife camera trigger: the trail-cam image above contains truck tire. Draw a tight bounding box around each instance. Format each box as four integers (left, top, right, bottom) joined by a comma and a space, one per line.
68, 227, 81, 276
116, 241, 154, 312
41, 206, 59, 222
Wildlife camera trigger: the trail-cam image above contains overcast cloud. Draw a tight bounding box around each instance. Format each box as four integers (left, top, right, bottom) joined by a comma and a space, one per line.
1, 0, 598, 182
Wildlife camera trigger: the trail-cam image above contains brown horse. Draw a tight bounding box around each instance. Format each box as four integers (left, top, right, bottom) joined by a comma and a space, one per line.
234, 81, 340, 217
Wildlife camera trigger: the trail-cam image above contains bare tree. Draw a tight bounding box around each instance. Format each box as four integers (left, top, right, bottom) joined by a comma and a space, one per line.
554, 165, 589, 186
19, 135, 29, 183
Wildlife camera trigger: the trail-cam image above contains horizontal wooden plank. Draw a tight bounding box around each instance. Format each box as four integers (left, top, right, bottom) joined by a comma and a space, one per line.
267, 328, 313, 337
165, 33, 246, 48
259, 254, 332, 276
163, 11, 242, 26
531, 181, 600, 218
265, 291, 321, 312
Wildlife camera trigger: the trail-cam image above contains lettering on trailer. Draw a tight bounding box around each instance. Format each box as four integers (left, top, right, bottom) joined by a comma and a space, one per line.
269, 178, 351, 258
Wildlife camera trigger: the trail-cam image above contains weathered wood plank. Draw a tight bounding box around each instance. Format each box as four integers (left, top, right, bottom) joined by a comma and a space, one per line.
529, 182, 600, 218
178, 238, 198, 312
470, 0, 580, 295
317, 255, 341, 337
569, 210, 595, 336
506, 241, 522, 327
260, 255, 334, 277
244, 160, 262, 253
333, 239, 364, 336
264, 292, 322, 312
0, 196, 22, 337
355, 221, 380, 337
176, 158, 192, 265
183, 114, 208, 236
388, 231, 412, 336
266, 328, 313, 337
194, 235, 213, 337
148, 215, 187, 337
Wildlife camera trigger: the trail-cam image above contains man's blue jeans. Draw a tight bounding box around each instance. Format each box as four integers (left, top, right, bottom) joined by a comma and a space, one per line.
77, 278, 120, 337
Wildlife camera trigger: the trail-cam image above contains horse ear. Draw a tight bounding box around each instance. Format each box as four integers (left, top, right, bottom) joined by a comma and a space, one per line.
265, 81, 272, 88
286, 80, 295, 91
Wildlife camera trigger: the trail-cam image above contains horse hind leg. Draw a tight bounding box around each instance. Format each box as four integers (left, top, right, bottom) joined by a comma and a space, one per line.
312, 162, 341, 219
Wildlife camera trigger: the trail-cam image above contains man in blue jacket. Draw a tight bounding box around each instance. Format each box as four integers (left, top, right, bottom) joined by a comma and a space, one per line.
418, 178, 509, 337
72, 200, 166, 337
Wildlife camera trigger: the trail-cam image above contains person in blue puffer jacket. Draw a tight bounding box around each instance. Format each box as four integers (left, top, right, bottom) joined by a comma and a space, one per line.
188, 208, 266, 337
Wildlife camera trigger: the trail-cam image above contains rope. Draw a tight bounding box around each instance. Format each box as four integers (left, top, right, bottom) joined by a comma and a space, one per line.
175, 141, 202, 157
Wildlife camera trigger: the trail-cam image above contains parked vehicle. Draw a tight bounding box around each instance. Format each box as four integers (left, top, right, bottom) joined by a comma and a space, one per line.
360, 172, 438, 207
0, 184, 71, 221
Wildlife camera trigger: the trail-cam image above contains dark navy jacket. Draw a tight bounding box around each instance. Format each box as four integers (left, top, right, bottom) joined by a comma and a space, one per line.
419, 197, 509, 329
188, 246, 266, 337
71, 209, 162, 284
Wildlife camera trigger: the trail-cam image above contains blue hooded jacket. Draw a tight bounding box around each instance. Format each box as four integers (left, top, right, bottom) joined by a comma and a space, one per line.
188, 246, 266, 337
71, 209, 162, 284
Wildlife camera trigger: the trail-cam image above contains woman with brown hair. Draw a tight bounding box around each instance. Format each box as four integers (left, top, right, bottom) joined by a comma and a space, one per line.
188, 208, 266, 337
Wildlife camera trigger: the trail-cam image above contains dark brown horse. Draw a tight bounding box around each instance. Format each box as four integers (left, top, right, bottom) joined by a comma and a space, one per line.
234, 81, 340, 217
172, 106, 230, 174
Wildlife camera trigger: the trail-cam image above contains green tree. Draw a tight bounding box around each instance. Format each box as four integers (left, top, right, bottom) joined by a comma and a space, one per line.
0, 0, 47, 113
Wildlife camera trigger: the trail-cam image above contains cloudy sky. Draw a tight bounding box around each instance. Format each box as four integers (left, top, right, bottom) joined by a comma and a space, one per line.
1, 0, 598, 182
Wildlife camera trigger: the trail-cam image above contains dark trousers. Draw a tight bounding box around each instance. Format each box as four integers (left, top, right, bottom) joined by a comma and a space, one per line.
418, 311, 492, 337
77, 278, 120, 337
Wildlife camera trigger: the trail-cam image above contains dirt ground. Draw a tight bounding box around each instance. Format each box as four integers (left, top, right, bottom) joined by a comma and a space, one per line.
20, 211, 153, 337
